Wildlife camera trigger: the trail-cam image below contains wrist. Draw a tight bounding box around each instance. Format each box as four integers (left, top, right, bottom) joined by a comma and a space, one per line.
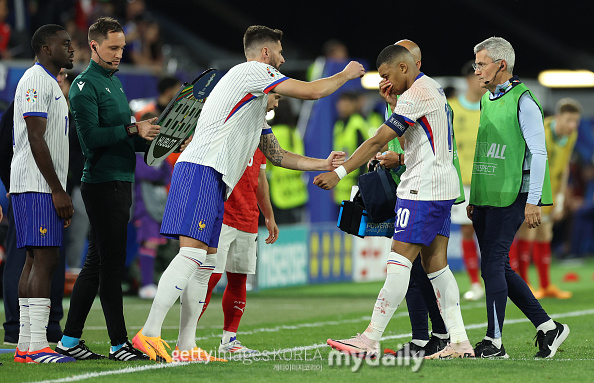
334, 165, 347, 180
125, 122, 138, 137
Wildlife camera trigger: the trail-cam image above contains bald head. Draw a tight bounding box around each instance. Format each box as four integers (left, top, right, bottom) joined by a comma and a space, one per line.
395, 39, 421, 69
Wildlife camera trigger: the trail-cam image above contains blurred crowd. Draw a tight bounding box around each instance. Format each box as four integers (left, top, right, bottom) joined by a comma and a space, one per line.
0, 0, 163, 71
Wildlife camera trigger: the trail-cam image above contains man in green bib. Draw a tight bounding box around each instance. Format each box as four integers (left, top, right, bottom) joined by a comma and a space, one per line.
467, 37, 569, 359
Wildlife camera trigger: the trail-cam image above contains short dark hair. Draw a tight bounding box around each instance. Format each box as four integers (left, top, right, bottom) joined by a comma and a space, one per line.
556, 98, 581, 115
88, 17, 123, 44
31, 24, 66, 54
243, 25, 283, 54
157, 76, 181, 94
376, 44, 412, 69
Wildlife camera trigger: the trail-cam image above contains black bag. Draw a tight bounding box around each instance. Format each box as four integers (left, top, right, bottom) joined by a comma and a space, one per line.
357, 160, 397, 223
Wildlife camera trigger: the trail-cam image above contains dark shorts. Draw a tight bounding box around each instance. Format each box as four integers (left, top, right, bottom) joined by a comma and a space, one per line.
392, 198, 454, 246
12, 192, 63, 248
160, 162, 225, 248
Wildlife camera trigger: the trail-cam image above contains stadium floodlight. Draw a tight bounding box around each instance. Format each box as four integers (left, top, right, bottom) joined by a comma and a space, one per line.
538, 70, 594, 88
361, 72, 382, 89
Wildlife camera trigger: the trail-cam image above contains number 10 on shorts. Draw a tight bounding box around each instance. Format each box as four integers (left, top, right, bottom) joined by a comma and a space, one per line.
396, 208, 410, 229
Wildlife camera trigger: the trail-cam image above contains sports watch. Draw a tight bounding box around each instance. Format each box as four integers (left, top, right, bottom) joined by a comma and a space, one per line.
125, 122, 138, 136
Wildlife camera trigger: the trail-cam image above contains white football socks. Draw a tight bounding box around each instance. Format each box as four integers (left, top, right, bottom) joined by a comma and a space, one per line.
484, 336, 502, 348
365, 252, 412, 342
222, 330, 236, 344
428, 265, 468, 344
177, 253, 216, 351
28, 298, 51, 352
536, 319, 556, 333
143, 247, 206, 337
17, 298, 30, 352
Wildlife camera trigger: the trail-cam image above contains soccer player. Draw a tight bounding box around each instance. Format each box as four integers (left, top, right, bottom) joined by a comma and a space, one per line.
513, 99, 580, 299
448, 61, 486, 301
315, 44, 474, 359
56, 17, 159, 361
11, 24, 76, 363
468, 37, 569, 358
195, 94, 281, 357
377, 39, 449, 358
132, 25, 364, 363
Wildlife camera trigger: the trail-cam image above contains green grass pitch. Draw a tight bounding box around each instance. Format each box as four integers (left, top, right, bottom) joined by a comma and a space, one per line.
1, 258, 593, 382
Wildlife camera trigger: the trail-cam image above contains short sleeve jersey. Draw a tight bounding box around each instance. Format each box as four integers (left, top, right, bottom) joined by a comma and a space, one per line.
392, 74, 459, 201
177, 61, 288, 198
223, 148, 267, 233
10, 63, 69, 193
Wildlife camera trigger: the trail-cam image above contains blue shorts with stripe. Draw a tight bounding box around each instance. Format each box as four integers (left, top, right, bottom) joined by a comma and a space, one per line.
11, 192, 63, 249
160, 162, 225, 248
393, 198, 454, 246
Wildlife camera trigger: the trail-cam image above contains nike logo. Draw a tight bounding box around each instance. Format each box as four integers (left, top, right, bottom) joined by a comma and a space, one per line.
106, 88, 111, 93
175, 286, 183, 291
394, 229, 406, 234
55, 96, 62, 100
77, 81, 85, 91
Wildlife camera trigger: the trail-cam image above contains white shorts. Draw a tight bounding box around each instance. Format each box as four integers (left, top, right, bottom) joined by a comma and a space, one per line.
451, 185, 472, 225
214, 224, 258, 274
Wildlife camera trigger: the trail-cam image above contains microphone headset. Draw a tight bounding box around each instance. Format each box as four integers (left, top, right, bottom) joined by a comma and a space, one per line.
484, 63, 504, 85
92, 44, 113, 66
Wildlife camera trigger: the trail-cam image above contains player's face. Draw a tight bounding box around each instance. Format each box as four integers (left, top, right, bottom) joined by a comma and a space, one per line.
267, 93, 281, 112
556, 112, 580, 136
48, 30, 74, 70
267, 41, 285, 70
93, 31, 126, 70
378, 62, 407, 96
474, 49, 501, 90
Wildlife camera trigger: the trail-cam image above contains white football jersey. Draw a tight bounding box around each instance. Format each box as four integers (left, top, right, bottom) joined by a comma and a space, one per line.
177, 61, 287, 198
10, 63, 69, 194
394, 74, 459, 201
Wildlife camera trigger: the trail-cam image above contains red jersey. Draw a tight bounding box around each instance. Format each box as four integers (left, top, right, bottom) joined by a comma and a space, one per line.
223, 148, 266, 233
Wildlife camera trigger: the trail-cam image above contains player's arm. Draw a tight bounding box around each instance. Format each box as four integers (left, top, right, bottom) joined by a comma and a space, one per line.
273, 61, 365, 100
259, 130, 345, 171
25, 116, 73, 225
70, 91, 159, 150
313, 124, 397, 190
256, 168, 278, 244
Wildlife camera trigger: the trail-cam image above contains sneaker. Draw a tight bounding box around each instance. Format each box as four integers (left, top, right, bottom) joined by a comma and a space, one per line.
132, 328, 172, 363
384, 341, 425, 358
474, 339, 509, 358
534, 321, 570, 358
219, 337, 259, 355
463, 283, 485, 301
425, 340, 475, 359
138, 284, 158, 300
26, 347, 76, 363
327, 333, 379, 359
14, 346, 27, 363
172, 346, 228, 362
56, 340, 106, 360
424, 334, 449, 355
110, 341, 151, 361
542, 285, 572, 299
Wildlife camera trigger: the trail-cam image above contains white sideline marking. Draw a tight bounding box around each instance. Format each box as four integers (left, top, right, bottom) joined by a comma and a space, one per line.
29, 308, 594, 383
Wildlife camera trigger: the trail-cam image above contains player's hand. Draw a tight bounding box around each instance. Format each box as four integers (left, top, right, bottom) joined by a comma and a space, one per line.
343, 61, 366, 80
0, 205, 3, 221
466, 205, 474, 221
175, 135, 193, 153
138, 117, 161, 141
51, 189, 74, 227
264, 217, 279, 244
325, 151, 346, 170
379, 79, 397, 108
313, 171, 340, 190
376, 150, 402, 169
525, 203, 542, 228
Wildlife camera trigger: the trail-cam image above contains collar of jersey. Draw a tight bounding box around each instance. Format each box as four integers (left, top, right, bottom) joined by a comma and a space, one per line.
89, 59, 119, 77
34, 62, 58, 82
